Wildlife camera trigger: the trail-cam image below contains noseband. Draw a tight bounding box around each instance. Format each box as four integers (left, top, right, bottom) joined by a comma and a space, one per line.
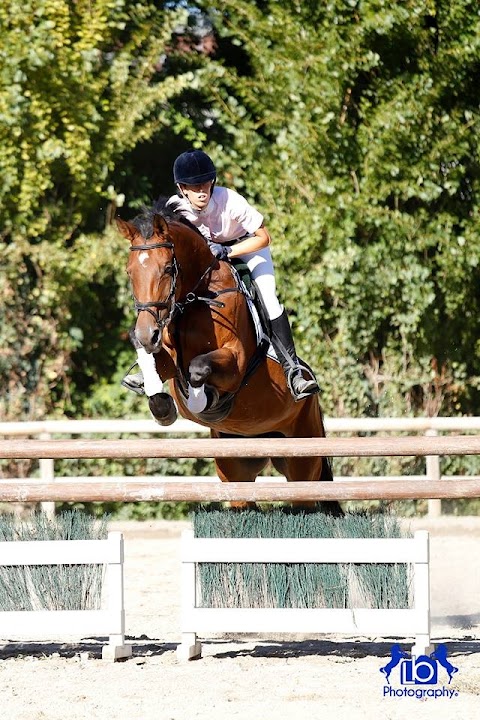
129, 241, 178, 329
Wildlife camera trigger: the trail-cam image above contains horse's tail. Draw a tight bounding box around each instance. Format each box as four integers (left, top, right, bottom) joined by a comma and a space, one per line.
320, 456, 334, 482
317, 400, 334, 483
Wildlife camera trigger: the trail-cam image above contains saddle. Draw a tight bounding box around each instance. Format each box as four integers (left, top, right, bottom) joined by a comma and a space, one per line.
230, 259, 272, 349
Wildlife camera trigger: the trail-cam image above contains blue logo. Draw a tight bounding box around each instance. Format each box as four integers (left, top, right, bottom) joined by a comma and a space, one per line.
431, 644, 459, 684
380, 644, 409, 684
400, 655, 438, 685
380, 644, 459, 699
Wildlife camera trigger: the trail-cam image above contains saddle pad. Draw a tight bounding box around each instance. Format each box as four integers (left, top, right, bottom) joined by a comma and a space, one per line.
229, 263, 279, 363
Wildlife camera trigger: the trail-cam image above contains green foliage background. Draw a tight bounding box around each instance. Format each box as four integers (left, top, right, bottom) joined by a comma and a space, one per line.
1, 1, 480, 512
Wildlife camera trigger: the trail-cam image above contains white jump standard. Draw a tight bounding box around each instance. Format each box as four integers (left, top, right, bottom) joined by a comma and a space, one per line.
0, 532, 131, 661
177, 529, 431, 661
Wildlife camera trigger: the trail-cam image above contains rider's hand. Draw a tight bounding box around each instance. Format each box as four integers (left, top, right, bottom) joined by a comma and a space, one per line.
209, 242, 232, 261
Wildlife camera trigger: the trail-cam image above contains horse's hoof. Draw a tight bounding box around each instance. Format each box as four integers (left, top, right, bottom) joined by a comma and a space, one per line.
187, 383, 208, 413
148, 393, 177, 426
227, 502, 257, 510
189, 356, 212, 386
316, 501, 344, 517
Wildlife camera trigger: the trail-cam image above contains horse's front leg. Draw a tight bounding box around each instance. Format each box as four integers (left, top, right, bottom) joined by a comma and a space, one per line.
187, 348, 242, 412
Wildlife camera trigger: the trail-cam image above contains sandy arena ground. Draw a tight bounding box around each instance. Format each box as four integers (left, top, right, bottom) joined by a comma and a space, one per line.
0, 515, 479, 720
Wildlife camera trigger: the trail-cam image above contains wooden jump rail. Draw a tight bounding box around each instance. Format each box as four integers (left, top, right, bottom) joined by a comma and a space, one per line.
1, 435, 480, 502
2, 434, 480, 459
1, 479, 479, 503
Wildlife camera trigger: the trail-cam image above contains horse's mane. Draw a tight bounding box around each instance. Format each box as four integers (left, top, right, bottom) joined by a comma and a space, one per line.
131, 195, 204, 241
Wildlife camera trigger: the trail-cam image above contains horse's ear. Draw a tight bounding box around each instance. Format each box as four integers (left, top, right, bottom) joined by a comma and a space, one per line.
153, 214, 169, 237
116, 218, 136, 242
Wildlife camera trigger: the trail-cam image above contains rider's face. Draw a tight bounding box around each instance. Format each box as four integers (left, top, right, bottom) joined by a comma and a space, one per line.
179, 181, 213, 210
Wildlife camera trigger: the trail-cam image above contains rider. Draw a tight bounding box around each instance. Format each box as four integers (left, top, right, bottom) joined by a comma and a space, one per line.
123, 149, 319, 401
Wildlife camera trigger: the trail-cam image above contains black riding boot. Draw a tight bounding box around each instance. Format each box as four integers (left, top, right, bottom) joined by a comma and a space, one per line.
270, 310, 320, 401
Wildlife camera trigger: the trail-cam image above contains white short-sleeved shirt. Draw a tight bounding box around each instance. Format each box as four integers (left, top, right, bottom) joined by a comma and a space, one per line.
168, 186, 263, 243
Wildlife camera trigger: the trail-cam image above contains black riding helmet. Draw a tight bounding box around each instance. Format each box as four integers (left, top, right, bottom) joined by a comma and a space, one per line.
173, 150, 216, 185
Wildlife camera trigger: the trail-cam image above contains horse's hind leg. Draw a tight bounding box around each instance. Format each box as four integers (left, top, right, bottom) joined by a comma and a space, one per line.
214, 456, 269, 509
272, 456, 343, 516
273, 398, 343, 515
271, 456, 319, 511
215, 457, 269, 483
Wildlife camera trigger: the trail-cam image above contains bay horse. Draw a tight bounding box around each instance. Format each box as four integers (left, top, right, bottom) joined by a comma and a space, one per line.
117, 198, 341, 513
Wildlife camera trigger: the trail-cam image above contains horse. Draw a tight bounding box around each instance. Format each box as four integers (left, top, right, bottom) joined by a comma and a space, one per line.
117, 198, 341, 514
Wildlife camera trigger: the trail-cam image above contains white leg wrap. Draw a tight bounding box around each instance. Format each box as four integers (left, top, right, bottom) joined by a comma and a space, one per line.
136, 347, 164, 397
187, 384, 207, 413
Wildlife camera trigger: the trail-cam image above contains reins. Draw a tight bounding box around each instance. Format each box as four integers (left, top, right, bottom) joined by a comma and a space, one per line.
129, 241, 237, 331
174, 259, 237, 315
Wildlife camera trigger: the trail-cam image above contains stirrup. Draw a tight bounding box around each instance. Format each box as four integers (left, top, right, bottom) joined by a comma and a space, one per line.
121, 364, 145, 396
287, 366, 320, 402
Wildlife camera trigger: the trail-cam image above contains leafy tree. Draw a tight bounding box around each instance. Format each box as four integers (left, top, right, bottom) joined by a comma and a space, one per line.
0, 0, 203, 419
3, 0, 480, 514
191, 0, 480, 418
2, 0, 480, 428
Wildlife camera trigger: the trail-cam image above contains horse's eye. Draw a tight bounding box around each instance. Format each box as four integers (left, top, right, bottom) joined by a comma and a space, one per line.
164, 265, 174, 276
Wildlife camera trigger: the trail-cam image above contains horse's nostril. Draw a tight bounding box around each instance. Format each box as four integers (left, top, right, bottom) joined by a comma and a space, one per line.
135, 323, 159, 352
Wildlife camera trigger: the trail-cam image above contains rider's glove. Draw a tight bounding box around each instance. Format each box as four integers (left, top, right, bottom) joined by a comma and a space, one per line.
209, 242, 232, 261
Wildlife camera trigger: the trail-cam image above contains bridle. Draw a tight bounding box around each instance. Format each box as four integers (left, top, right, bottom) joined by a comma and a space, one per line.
129, 237, 233, 332
129, 241, 178, 330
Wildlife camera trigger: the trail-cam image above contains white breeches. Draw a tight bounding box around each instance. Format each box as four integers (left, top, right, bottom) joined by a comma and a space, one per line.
236, 246, 283, 320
